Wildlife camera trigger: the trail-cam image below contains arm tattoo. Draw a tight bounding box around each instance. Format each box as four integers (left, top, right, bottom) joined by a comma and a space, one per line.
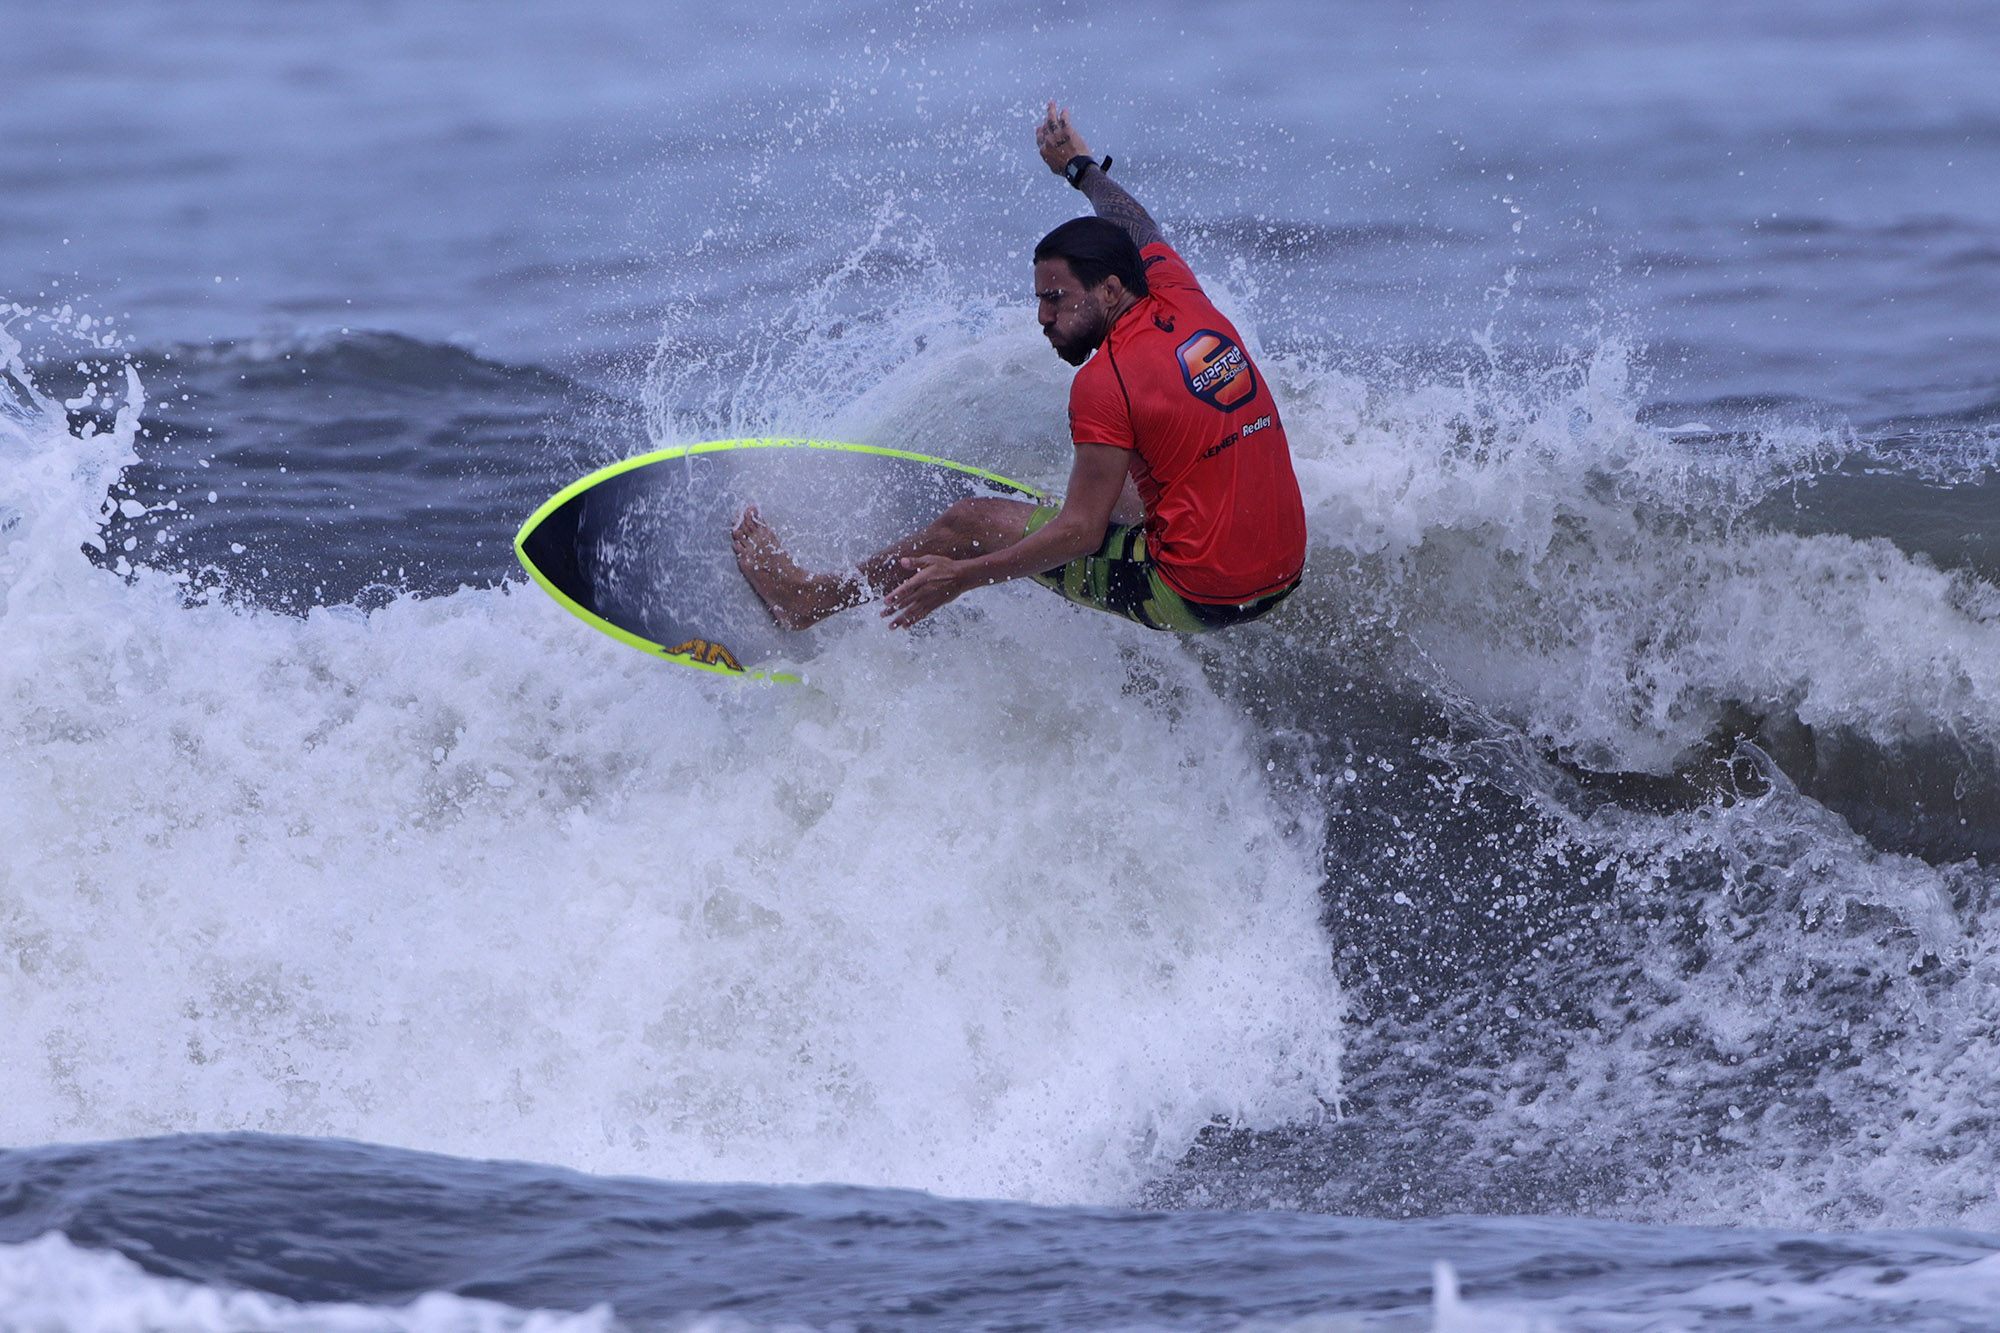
1078, 168, 1165, 250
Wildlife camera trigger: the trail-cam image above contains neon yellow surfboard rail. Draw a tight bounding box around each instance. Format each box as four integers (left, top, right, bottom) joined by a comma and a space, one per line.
514, 437, 1046, 682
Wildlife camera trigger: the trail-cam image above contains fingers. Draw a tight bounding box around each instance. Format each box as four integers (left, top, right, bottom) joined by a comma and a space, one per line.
1037, 102, 1084, 174
880, 579, 926, 628
1037, 101, 1072, 145
880, 557, 928, 610
884, 587, 945, 629
879, 556, 950, 628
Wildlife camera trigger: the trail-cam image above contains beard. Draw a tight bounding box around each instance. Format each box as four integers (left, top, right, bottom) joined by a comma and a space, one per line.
1046, 308, 1110, 366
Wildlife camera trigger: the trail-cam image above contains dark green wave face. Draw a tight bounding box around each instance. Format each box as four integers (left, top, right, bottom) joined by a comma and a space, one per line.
516, 440, 1042, 678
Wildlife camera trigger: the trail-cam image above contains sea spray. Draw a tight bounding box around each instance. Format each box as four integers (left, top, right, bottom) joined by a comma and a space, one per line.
0, 321, 1341, 1204
18, 219, 2000, 1228
1149, 331, 2000, 1228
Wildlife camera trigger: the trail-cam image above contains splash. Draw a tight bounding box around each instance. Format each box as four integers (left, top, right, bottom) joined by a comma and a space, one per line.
2, 305, 147, 604
624, 225, 2000, 1225
0, 311, 1340, 1205
1155, 324, 2000, 1229
1269, 334, 2000, 824
19, 205, 2000, 1228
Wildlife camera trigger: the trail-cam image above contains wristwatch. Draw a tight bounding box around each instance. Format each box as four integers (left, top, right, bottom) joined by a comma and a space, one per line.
1063, 154, 1112, 188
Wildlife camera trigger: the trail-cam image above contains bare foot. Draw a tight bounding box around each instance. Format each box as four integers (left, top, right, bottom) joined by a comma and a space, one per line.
731, 506, 866, 631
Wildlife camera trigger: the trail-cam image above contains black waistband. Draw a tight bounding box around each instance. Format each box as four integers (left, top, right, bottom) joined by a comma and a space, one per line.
1181, 575, 1302, 629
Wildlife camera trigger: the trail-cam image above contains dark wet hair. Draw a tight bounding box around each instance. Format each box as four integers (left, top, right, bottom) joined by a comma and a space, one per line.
1033, 217, 1149, 298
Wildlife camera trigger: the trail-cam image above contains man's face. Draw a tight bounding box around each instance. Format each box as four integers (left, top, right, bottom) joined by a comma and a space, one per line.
1034, 257, 1116, 367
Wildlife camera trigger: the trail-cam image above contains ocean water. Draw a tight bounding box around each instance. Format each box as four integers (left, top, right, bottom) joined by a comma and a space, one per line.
5, 0, 2000, 1328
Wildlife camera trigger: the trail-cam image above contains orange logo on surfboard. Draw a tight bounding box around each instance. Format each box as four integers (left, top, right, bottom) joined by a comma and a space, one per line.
1176, 329, 1256, 411
665, 638, 744, 671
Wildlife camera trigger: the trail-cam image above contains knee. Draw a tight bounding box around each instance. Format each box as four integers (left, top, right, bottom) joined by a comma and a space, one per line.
919, 496, 1032, 557
937, 498, 994, 537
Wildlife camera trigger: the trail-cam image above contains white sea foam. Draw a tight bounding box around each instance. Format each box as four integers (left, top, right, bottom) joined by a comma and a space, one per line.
636, 234, 2000, 1226
1271, 337, 2000, 778
1250, 330, 2000, 1230
0, 1233, 615, 1333
14, 223, 2000, 1230
707, 215, 2000, 792
747, 244, 2000, 796
0, 317, 1340, 1205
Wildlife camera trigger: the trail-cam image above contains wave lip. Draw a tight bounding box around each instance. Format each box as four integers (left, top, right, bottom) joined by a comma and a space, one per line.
68, 330, 646, 611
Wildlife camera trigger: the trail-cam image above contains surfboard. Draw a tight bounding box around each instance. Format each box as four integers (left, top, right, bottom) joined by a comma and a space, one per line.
514, 438, 1046, 681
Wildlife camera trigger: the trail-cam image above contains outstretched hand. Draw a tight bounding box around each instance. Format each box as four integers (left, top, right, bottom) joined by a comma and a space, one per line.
1036, 101, 1091, 174
880, 554, 976, 630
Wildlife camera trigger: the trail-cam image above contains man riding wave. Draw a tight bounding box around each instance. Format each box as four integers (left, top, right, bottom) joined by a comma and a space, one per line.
733, 103, 1307, 634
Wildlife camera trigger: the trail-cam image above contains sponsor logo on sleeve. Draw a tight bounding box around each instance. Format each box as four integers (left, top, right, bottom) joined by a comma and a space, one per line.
1200, 415, 1275, 460
1175, 329, 1257, 411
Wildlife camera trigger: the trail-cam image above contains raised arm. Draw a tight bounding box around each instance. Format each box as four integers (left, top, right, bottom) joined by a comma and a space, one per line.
1035, 102, 1165, 251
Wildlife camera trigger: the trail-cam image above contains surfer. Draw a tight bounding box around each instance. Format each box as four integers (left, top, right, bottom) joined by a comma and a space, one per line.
734, 102, 1307, 633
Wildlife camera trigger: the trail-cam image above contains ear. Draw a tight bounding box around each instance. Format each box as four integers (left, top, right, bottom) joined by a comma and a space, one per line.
1093, 274, 1130, 304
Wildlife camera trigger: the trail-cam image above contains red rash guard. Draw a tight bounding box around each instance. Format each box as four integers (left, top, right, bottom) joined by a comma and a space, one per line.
1066, 242, 1308, 604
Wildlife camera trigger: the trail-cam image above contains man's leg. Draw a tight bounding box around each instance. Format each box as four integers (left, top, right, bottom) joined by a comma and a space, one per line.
733, 497, 1038, 631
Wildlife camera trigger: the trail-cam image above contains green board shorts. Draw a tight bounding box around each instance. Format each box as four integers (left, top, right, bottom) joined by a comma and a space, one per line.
1023, 505, 1299, 634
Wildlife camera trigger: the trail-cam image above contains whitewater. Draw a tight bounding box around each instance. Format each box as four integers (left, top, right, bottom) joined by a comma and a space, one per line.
8, 0, 2000, 1327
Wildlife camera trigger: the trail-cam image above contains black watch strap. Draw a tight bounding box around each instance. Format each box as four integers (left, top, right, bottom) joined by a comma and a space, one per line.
1063, 154, 1112, 188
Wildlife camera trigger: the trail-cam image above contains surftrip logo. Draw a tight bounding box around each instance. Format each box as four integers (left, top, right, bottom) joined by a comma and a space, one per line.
1175, 329, 1256, 411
